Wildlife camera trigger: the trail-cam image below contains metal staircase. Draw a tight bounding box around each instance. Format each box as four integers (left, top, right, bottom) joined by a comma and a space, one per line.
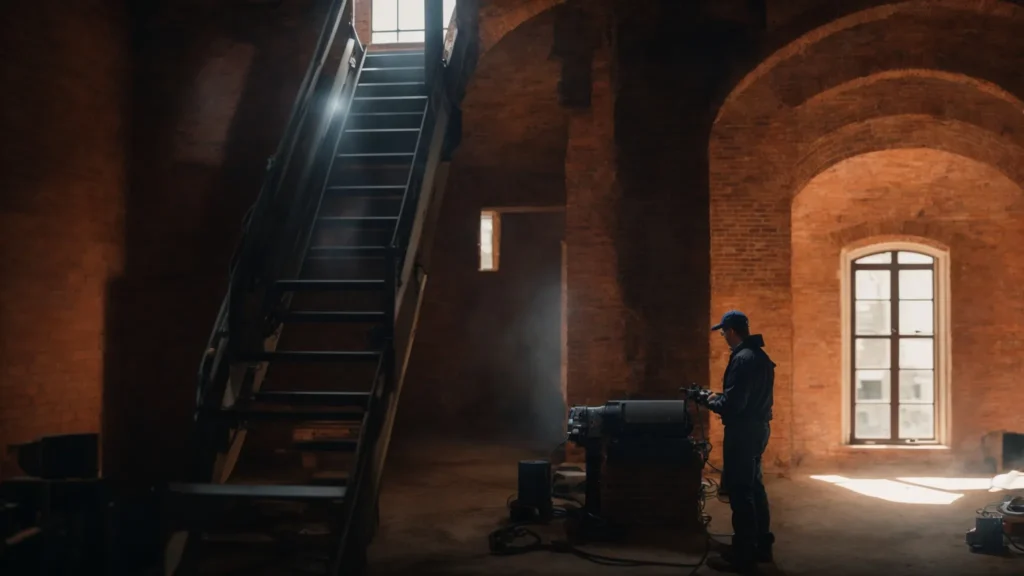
161, 1, 473, 574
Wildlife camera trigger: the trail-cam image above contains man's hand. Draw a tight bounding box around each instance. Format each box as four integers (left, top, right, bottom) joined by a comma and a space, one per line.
708, 393, 721, 403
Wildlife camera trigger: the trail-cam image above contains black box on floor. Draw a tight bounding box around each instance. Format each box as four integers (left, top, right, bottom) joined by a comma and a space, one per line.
966, 517, 1006, 555
514, 460, 553, 521
12, 434, 99, 480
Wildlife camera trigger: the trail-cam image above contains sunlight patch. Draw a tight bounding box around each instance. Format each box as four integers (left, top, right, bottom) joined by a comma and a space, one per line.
810, 475, 963, 505
896, 477, 994, 491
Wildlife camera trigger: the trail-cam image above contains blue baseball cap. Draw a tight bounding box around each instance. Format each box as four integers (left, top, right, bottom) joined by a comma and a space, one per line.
711, 310, 749, 331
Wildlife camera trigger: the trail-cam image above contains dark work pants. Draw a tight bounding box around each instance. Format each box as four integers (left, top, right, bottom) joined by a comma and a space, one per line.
722, 421, 772, 560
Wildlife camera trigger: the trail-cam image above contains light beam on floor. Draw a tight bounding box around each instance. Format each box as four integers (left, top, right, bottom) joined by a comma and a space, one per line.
810, 475, 964, 505
896, 477, 993, 491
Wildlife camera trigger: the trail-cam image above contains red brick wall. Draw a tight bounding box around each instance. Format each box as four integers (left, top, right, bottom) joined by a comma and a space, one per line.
564, 46, 630, 406
478, 0, 563, 53
354, 0, 371, 43
710, 2, 1024, 470
0, 0, 128, 466
12, 0, 1024, 483
397, 11, 569, 441
792, 149, 1024, 469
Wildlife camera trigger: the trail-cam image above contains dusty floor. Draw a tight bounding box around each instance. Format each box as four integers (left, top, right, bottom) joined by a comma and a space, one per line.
368, 439, 1023, 576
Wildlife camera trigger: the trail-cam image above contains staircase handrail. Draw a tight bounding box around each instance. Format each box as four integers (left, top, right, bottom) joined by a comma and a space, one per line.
196, 0, 357, 412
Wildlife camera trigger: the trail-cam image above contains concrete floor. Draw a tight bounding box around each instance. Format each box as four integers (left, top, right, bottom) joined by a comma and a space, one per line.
369, 439, 1023, 576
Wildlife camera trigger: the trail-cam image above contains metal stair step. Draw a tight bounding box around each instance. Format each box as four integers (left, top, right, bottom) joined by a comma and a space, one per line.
278, 311, 387, 323
305, 246, 390, 260
343, 128, 419, 135
168, 483, 347, 501
235, 351, 382, 363
351, 95, 427, 114
329, 163, 412, 187
293, 439, 359, 453
363, 51, 424, 69
316, 216, 399, 226
211, 407, 363, 423
346, 111, 424, 130
338, 127, 420, 154
274, 279, 386, 292
339, 129, 419, 153
335, 152, 416, 168
254, 391, 371, 407
355, 81, 427, 98
358, 66, 425, 84
324, 184, 405, 199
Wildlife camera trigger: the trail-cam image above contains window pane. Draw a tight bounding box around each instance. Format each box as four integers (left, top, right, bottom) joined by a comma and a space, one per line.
480, 212, 497, 271
899, 270, 933, 300
855, 252, 891, 264
372, 31, 398, 43
397, 0, 425, 30
855, 270, 890, 300
899, 404, 935, 439
443, 0, 457, 26
480, 251, 494, 271
398, 30, 425, 42
855, 338, 890, 369
855, 404, 891, 439
899, 338, 933, 369
855, 301, 890, 335
898, 300, 933, 335
372, 0, 398, 31
899, 370, 934, 403
898, 251, 934, 264
855, 370, 890, 402
480, 215, 493, 247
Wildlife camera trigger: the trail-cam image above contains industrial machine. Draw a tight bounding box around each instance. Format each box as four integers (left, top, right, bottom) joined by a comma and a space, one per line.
490, 386, 715, 568
562, 386, 713, 535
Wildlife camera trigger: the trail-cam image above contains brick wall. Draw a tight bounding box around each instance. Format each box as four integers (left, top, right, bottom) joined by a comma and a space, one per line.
354, 0, 371, 42
791, 148, 1024, 469
710, 2, 1024, 470
397, 11, 569, 441
9, 0, 1024, 482
0, 0, 128, 468
102, 0, 326, 484
564, 46, 630, 406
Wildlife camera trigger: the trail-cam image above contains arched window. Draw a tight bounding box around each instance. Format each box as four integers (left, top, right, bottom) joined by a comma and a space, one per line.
842, 244, 951, 446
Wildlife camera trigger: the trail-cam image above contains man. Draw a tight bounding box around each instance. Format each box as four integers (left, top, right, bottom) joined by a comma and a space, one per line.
704, 310, 776, 573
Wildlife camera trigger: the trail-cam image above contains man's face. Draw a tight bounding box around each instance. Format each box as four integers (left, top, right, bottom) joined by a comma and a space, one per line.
720, 327, 741, 348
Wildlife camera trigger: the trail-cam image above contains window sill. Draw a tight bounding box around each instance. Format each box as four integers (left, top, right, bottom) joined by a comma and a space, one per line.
842, 444, 949, 451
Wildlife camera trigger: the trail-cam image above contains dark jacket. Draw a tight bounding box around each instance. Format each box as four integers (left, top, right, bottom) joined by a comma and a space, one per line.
707, 334, 775, 426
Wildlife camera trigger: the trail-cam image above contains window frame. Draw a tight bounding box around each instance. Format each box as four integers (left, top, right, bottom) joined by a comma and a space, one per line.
479, 210, 500, 272
840, 242, 952, 447
370, 0, 456, 45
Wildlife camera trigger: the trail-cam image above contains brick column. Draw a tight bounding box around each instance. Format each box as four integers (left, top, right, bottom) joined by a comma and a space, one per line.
564, 49, 629, 407
354, 0, 371, 44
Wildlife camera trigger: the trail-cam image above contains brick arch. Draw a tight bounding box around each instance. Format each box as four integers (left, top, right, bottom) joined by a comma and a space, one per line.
706, 1, 1024, 470
829, 232, 950, 257
478, 0, 565, 55
802, 69, 1024, 112
789, 149, 1024, 465
791, 116, 1024, 200
716, 0, 1024, 124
